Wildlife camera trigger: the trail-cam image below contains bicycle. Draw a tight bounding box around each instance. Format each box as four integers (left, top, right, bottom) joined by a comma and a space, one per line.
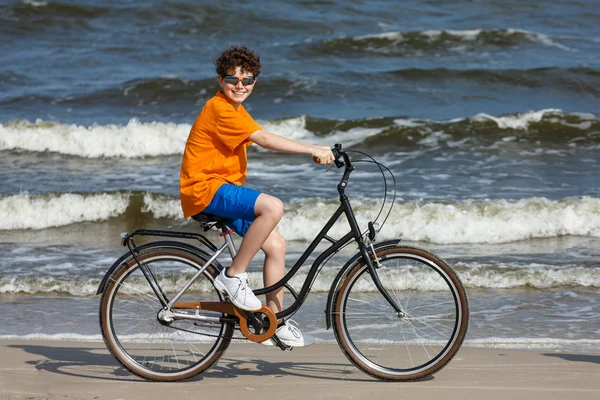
97, 143, 469, 382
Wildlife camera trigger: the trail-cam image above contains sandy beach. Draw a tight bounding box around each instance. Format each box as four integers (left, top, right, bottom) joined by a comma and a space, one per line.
0, 340, 598, 400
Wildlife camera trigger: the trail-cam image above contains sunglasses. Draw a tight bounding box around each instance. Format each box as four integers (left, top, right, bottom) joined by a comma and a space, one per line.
222, 75, 256, 86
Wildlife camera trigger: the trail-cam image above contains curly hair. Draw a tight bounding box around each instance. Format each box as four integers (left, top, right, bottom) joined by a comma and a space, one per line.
214, 45, 261, 78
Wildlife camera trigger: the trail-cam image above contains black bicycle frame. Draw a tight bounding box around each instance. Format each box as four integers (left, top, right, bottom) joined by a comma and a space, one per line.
254, 203, 355, 320
255, 148, 403, 320
108, 145, 402, 320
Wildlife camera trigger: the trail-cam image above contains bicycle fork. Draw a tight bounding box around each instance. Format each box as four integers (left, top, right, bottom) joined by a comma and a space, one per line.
342, 194, 404, 317
358, 243, 404, 316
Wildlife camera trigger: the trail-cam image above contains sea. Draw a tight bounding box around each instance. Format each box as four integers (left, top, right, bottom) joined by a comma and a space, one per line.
0, 0, 599, 352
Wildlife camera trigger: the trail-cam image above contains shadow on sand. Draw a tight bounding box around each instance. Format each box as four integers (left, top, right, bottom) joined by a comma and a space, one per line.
543, 353, 600, 365
8, 343, 401, 383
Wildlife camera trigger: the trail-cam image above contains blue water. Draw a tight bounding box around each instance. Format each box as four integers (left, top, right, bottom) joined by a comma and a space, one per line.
0, 0, 599, 350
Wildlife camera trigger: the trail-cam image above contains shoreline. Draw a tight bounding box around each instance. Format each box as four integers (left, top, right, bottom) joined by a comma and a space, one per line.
1, 340, 598, 400
0, 335, 599, 352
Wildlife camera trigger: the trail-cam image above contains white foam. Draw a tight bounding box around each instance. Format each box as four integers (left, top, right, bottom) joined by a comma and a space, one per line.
1, 333, 596, 350
142, 192, 182, 219
355, 28, 571, 50
396, 109, 598, 135
258, 116, 381, 149
4, 192, 600, 244
456, 262, 600, 289
393, 118, 426, 128
0, 192, 129, 230
0, 116, 381, 158
506, 28, 572, 51
0, 118, 190, 158
278, 196, 600, 244
472, 109, 564, 129
0, 276, 101, 296
2, 261, 598, 295
0, 333, 103, 341
356, 29, 483, 41
423, 29, 482, 41
21, 0, 48, 6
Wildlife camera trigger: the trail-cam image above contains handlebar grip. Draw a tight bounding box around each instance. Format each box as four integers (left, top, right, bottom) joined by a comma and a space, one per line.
331, 147, 340, 160
313, 145, 345, 167
331, 146, 345, 168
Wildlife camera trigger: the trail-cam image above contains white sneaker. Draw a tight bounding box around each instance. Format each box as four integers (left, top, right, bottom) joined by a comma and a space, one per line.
261, 320, 315, 347
214, 269, 262, 311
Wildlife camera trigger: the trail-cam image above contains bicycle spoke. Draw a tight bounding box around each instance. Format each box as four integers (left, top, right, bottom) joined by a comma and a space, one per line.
101, 248, 233, 380
334, 246, 468, 380
111, 277, 163, 308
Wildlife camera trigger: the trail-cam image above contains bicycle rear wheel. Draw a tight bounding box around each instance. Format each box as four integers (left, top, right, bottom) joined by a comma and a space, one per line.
333, 245, 468, 381
99, 245, 233, 381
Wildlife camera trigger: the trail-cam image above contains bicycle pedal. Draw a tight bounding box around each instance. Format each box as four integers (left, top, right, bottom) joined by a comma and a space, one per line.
272, 335, 293, 351
276, 343, 293, 352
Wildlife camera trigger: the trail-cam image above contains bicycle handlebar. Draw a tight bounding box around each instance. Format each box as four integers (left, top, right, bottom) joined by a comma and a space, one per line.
313, 144, 394, 242
312, 143, 348, 169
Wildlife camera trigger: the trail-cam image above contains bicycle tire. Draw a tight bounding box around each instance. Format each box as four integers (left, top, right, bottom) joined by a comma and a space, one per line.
332, 245, 468, 381
99, 246, 234, 381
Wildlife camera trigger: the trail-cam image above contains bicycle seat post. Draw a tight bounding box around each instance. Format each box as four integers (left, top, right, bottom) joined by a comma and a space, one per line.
219, 224, 238, 259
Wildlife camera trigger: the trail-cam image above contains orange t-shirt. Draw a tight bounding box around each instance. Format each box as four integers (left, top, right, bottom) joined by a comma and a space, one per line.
180, 91, 262, 218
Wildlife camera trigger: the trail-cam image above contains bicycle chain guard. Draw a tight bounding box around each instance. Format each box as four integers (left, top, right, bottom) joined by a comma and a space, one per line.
172, 302, 277, 343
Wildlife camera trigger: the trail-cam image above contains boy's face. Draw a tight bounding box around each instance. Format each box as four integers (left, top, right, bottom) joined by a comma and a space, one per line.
218, 66, 256, 107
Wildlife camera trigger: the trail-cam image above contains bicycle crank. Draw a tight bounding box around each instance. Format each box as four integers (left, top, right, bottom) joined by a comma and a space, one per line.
172, 301, 277, 343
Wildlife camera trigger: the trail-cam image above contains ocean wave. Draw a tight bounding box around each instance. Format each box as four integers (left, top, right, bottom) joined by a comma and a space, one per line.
83, 76, 218, 108
4, 65, 599, 113
0, 333, 103, 341
279, 196, 600, 243
16, 0, 106, 16
310, 28, 571, 57
259, 115, 382, 149
454, 262, 600, 289
0, 192, 129, 230
1, 109, 598, 158
0, 115, 382, 158
1, 1, 107, 34
366, 109, 600, 149
2, 192, 600, 244
1, 74, 355, 109
0, 118, 190, 158
0, 276, 101, 296
1, 261, 598, 296
384, 67, 600, 97
0, 334, 597, 349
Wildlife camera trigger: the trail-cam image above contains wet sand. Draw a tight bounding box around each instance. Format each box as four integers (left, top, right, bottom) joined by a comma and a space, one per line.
0, 340, 598, 400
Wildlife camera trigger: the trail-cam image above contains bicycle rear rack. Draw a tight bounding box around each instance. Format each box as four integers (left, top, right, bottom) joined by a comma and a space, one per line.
120, 229, 218, 252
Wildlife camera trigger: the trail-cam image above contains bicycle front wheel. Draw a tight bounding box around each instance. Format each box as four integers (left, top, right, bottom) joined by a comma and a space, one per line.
333, 245, 468, 381
99, 245, 234, 381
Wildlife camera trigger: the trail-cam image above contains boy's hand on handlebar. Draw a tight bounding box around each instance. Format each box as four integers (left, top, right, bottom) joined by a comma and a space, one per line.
311, 146, 335, 165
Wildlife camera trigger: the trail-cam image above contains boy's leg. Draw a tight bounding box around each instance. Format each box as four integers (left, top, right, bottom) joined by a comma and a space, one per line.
227, 193, 283, 276
204, 185, 287, 313
261, 230, 286, 313
210, 189, 313, 346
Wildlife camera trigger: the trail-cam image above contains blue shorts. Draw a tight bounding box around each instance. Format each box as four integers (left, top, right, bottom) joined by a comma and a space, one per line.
202, 184, 261, 236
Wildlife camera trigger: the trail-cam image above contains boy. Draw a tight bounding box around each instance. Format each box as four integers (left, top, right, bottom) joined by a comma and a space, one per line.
180, 45, 334, 347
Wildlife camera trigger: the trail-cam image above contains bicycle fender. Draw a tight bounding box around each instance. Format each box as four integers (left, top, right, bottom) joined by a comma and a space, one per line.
95, 241, 220, 295
324, 239, 402, 330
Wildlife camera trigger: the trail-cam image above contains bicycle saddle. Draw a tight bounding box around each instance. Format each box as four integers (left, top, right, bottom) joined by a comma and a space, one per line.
191, 212, 228, 224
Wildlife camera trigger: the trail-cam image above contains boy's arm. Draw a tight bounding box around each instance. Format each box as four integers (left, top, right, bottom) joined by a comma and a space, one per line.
249, 130, 334, 165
